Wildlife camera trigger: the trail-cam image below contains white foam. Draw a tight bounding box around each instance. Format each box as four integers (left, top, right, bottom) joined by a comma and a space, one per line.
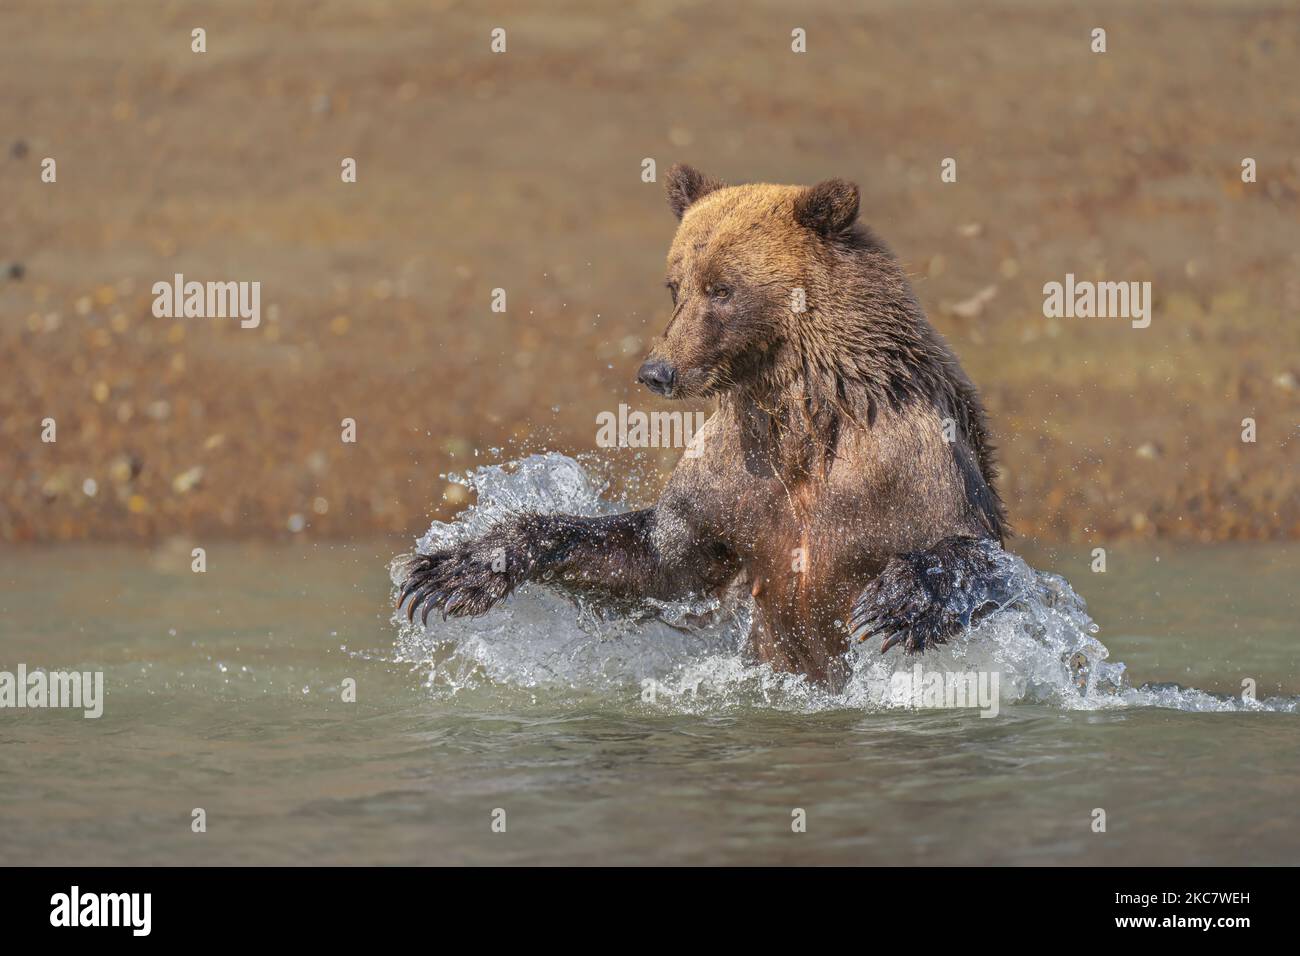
390, 453, 1296, 714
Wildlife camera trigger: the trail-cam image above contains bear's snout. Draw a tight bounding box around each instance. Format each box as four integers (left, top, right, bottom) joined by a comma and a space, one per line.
636, 359, 677, 396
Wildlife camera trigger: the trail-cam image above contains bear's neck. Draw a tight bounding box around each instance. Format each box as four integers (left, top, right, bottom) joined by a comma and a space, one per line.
725, 297, 958, 482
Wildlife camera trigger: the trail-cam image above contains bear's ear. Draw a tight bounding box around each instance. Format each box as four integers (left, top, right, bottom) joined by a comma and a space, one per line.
666, 163, 725, 220
793, 178, 861, 238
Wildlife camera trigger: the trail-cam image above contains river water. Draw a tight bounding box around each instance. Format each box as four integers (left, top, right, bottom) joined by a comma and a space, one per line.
1, 455, 1297, 865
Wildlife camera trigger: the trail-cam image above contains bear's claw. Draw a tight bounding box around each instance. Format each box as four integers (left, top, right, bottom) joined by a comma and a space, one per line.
849, 536, 1017, 654
397, 539, 517, 626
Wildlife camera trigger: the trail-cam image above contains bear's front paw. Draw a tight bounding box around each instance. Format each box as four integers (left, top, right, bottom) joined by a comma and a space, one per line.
849, 537, 1014, 654
396, 531, 523, 626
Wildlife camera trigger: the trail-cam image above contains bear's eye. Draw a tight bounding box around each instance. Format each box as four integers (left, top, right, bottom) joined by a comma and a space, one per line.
710, 284, 731, 301
665, 281, 679, 305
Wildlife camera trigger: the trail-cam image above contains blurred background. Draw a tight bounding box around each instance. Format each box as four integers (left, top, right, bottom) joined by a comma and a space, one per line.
3, 0, 1300, 871
3, 0, 1299, 547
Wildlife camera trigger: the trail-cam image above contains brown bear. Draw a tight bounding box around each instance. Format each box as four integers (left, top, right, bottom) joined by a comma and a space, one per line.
398, 164, 1012, 688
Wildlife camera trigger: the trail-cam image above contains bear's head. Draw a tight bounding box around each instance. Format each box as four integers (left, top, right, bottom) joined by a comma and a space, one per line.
637, 163, 865, 401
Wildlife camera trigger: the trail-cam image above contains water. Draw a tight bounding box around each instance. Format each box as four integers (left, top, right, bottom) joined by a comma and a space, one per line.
1, 455, 1297, 865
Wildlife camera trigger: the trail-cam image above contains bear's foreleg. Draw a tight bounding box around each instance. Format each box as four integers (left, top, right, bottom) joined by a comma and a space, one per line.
849, 535, 1019, 654
398, 508, 730, 625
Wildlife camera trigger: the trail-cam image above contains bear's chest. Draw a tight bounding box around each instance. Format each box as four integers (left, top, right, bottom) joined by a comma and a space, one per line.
723, 469, 876, 593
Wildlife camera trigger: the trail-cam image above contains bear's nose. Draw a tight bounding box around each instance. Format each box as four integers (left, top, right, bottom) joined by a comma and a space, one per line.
637, 360, 677, 396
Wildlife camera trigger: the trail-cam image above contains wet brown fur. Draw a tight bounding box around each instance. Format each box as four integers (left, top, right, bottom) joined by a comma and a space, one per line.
399, 165, 1010, 688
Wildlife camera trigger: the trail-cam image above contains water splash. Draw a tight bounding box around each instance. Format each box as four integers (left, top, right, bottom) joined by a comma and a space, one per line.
390, 453, 1295, 715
